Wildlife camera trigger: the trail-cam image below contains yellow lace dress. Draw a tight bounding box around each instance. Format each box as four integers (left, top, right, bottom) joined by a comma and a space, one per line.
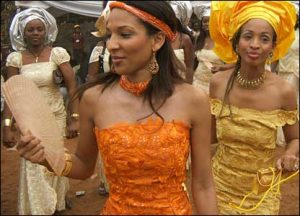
6, 47, 70, 215
210, 98, 298, 215
193, 49, 223, 93
94, 118, 192, 215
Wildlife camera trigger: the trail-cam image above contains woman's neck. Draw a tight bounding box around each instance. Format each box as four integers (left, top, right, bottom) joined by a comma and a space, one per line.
125, 70, 152, 83
27, 45, 46, 54
239, 64, 266, 79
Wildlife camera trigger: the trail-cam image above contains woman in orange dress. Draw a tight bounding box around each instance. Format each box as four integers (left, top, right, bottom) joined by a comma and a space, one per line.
15, 1, 218, 215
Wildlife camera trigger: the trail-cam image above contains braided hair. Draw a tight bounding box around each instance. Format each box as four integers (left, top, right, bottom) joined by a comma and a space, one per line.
219, 29, 242, 118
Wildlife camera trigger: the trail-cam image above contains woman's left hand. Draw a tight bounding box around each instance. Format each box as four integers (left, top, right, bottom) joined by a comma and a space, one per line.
67, 119, 79, 138
276, 153, 299, 172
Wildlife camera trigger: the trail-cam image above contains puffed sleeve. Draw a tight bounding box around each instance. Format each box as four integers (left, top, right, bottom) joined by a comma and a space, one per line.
89, 45, 103, 63
5, 52, 22, 68
51, 47, 70, 66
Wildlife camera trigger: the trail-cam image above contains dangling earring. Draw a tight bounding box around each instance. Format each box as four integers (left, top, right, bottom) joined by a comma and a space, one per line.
147, 51, 159, 75
266, 52, 273, 64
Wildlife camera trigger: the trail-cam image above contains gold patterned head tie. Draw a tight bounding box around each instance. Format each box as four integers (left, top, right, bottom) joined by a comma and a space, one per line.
109, 1, 176, 41
210, 1, 297, 64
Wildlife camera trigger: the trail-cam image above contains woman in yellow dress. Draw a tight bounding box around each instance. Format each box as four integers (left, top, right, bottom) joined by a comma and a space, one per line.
209, 1, 299, 214
15, 1, 218, 215
3, 8, 79, 214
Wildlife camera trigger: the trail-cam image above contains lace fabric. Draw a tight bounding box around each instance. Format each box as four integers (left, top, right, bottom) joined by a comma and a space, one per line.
210, 98, 298, 215
94, 118, 192, 215
193, 49, 223, 93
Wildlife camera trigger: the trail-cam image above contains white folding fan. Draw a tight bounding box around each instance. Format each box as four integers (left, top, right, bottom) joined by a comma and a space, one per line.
2, 75, 65, 175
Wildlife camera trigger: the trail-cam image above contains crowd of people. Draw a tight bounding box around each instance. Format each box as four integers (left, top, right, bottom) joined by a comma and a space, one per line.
1, 1, 299, 215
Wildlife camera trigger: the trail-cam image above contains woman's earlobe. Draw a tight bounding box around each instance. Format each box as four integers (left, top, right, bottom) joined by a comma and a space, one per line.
152, 31, 166, 51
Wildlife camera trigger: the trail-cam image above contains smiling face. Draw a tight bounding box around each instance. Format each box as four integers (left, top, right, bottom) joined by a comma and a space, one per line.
24, 19, 46, 47
106, 8, 156, 80
238, 18, 275, 66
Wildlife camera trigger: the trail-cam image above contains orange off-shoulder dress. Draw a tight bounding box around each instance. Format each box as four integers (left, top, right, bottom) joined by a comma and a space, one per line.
94, 118, 192, 215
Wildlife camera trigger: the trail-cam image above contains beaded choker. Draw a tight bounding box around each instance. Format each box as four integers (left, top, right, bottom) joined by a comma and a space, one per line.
119, 75, 150, 96
236, 70, 266, 88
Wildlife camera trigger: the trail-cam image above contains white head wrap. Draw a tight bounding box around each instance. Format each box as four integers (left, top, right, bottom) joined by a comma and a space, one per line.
169, 1, 193, 26
192, 1, 211, 20
291, 1, 299, 15
9, 7, 58, 51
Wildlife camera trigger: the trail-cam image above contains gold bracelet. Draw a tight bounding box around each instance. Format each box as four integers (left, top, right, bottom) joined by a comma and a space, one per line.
3, 118, 12, 127
62, 153, 73, 176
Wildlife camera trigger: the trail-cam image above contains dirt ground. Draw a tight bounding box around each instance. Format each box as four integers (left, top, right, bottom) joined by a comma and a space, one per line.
1, 137, 299, 215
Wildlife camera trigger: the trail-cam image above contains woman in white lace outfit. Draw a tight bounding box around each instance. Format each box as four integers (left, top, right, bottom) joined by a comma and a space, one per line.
2, 8, 79, 214
192, 3, 234, 93
272, 5, 299, 146
169, 1, 195, 84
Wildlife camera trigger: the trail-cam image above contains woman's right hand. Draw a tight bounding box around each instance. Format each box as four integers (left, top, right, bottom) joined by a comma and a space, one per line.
16, 131, 46, 164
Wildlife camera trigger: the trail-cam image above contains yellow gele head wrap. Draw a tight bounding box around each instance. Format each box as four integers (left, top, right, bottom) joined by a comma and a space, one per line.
209, 1, 297, 63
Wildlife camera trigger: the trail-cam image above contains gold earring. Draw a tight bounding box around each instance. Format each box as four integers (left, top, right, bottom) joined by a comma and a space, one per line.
266, 52, 273, 64
147, 52, 159, 75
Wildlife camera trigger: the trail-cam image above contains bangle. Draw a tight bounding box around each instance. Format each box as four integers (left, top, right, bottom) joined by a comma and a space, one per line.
62, 153, 73, 176
3, 118, 12, 127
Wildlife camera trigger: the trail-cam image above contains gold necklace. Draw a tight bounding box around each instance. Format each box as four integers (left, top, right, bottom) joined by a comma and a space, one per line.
236, 70, 266, 88
28, 47, 45, 63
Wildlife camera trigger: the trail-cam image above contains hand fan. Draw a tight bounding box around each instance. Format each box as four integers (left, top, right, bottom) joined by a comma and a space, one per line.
2, 75, 65, 175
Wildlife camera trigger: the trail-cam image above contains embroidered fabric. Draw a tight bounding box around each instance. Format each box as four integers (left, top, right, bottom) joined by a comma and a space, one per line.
94, 118, 192, 215
210, 98, 298, 215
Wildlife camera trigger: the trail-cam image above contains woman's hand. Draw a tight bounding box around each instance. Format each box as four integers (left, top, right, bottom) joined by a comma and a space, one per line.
16, 131, 46, 164
276, 153, 299, 172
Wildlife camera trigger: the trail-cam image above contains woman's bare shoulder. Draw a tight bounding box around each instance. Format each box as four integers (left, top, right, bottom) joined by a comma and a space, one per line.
80, 84, 106, 106
176, 83, 209, 105
267, 72, 298, 110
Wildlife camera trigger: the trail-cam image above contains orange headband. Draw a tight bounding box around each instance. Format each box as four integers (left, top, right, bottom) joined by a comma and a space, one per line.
109, 1, 176, 41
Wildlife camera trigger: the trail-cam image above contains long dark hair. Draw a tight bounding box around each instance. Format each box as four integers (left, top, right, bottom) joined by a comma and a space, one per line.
219, 25, 277, 118
72, 1, 183, 122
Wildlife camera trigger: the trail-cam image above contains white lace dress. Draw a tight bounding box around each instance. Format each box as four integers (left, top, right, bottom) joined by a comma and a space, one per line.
6, 47, 70, 215
193, 49, 223, 93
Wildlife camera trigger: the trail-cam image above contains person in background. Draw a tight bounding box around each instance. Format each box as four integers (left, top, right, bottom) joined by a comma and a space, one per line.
192, 2, 235, 93
209, 1, 298, 214
271, 3, 299, 146
72, 24, 85, 65
3, 7, 79, 214
87, 3, 112, 195
169, 1, 195, 84
15, 1, 218, 215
